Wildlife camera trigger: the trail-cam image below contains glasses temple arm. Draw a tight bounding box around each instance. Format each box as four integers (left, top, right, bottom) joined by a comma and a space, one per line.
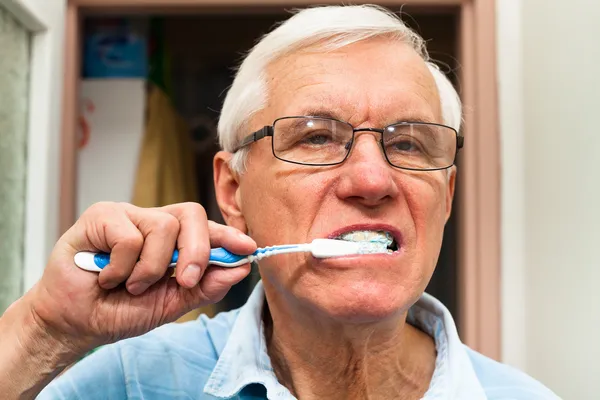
233, 126, 274, 152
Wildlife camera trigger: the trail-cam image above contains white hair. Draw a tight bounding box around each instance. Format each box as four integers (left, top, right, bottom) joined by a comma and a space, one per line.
218, 4, 462, 172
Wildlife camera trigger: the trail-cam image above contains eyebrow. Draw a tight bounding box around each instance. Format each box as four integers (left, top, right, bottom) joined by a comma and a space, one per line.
294, 108, 342, 121
389, 116, 437, 125
292, 108, 438, 126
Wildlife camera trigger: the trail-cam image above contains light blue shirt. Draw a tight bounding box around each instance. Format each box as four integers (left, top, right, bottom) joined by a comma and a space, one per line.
39, 281, 560, 399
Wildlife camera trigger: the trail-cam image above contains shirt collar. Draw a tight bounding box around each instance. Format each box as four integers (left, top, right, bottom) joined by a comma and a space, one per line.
204, 281, 487, 399
408, 292, 487, 399
204, 280, 291, 399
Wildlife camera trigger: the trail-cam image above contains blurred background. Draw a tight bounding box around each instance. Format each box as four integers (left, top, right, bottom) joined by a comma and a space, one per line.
0, 0, 597, 398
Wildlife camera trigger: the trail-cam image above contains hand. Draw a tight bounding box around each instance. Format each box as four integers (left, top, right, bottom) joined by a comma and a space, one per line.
25, 201, 256, 352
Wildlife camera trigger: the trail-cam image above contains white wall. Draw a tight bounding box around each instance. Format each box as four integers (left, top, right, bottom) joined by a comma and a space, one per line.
498, 1, 600, 398
1, 0, 67, 291
496, 0, 527, 373
77, 80, 146, 217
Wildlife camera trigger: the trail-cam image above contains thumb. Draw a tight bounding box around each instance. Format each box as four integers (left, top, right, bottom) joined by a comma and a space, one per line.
162, 264, 252, 318
198, 264, 252, 301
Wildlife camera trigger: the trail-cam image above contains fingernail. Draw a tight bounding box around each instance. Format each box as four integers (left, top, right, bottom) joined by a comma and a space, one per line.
182, 264, 203, 287
128, 281, 149, 296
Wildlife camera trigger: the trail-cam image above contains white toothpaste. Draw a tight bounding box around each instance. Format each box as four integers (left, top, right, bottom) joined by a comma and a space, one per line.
337, 230, 394, 254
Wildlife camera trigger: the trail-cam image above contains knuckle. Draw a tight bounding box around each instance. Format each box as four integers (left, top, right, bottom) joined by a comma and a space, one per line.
183, 241, 210, 262
120, 231, 144, 251
85, 201, 115, 216
183, 202, 207, 219
156, 213, 180, 234
117, 201, 136, 212
135, 261, 165, 280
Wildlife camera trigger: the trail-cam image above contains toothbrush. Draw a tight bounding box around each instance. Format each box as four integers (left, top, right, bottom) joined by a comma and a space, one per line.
73, 238, 388, 272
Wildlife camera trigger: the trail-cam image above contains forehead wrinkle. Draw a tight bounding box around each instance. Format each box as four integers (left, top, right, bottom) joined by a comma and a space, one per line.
267, 55, 332, 92
268, 74, 440, 128
412, 70, 442, 121
288, 91, 439, 128
264, 42, 442, 128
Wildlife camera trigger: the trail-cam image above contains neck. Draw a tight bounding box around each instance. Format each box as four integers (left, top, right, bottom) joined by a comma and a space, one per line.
263, 288, 437, 400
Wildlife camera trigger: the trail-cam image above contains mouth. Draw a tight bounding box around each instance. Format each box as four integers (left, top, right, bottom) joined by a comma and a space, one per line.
328, 227, 400, 254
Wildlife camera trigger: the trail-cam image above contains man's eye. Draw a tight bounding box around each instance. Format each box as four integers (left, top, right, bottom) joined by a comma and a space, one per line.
393, 139, 420, 152
301, 133, 332, 145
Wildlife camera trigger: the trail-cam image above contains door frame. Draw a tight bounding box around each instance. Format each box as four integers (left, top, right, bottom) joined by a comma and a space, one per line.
1, 0, 66, 293
60, 0, 501, 360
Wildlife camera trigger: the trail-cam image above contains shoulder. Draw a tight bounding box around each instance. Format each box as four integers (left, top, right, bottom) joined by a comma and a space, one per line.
465, 346, 562, 400
37, 309, 240, 399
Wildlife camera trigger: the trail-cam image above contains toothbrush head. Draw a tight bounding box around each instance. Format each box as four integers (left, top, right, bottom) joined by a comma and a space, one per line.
310, 239, 389, 258
355, 241, 390, 254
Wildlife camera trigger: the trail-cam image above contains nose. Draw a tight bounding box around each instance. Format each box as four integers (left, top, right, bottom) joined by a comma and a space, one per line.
335, 133, 400, 208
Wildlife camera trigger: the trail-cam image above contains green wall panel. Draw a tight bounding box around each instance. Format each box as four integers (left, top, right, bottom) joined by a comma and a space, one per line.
0, 5, 30, 312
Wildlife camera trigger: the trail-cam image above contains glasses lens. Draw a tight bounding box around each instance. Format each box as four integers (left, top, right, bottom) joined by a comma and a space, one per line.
273, 117, 353, 165
382, 123, 457, 170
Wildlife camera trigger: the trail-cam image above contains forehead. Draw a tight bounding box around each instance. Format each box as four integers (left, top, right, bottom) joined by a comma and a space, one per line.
262, 37, 442, 127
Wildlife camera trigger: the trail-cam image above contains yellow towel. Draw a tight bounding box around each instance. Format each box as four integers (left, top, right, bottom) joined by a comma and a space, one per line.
132, 85, 198, 207
132, 85, 215, 319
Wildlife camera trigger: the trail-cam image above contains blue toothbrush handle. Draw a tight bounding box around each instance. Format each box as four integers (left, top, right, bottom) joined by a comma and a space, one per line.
208, 248, 252, 267
74, 248, 253, 272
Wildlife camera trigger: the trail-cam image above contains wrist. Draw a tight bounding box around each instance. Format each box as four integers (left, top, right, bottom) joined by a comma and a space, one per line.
0, 293, 87, 399
19, 288, 92, 363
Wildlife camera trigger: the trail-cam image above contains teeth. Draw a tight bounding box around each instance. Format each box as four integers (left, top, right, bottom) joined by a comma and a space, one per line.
336, 230, 394, 247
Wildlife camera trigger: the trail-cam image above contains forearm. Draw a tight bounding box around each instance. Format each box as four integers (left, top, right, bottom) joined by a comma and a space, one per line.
0, 296, 83, 400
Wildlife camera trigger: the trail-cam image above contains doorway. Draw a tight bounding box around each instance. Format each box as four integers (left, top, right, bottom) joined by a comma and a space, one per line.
62, 0, 501, 360
156, 9, 461, 318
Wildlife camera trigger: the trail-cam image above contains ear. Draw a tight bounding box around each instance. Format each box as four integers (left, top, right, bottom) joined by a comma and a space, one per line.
445, 167, 457, 223
213, 151, 247, 232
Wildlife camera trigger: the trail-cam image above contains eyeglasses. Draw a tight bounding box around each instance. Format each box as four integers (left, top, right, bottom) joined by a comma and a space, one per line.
233, 116, 463, 171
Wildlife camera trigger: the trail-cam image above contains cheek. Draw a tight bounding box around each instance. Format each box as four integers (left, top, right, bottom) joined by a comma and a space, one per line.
239, 166, 331, 246
401, 175, 448, 243
240, 182, 288, 245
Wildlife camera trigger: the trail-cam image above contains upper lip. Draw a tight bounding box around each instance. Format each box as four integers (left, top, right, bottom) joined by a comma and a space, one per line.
325, 224, 402, 246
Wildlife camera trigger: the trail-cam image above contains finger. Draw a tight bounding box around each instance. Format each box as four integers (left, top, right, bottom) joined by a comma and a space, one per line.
206, 221, 257, 254
97, 218, 144, 290
66, 202, 131, 253
125, 209, 180, 295
161, 203, 211, 289
161, 263, 252, 319
197, 264, 252, 302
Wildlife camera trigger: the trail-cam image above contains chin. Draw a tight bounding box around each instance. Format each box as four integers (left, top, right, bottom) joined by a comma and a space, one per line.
301, 278, 419, 324
262, 254, 432, 325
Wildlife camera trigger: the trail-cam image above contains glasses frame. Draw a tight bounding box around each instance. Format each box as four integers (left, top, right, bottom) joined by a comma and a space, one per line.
233, 116, 464, 171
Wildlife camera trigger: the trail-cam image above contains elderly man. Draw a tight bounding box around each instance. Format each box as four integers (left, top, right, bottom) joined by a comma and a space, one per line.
0, 5, 558, 400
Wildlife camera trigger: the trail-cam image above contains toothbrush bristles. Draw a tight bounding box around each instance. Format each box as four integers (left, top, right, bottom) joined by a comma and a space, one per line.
357, 242, 389, 254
